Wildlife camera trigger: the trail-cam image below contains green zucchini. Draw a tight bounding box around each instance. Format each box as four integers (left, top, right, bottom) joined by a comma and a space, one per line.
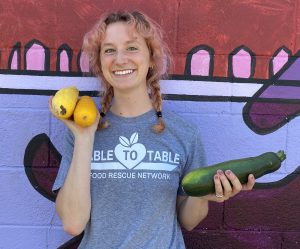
181, 150, 286, 197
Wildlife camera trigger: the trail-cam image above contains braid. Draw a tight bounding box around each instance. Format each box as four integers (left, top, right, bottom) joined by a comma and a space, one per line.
149, 80, 165, 133
98, 86, 114, 130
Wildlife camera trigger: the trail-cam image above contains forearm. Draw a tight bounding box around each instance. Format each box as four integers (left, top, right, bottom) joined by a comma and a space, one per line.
177, 196, 209, 231
56, 134, 94, 235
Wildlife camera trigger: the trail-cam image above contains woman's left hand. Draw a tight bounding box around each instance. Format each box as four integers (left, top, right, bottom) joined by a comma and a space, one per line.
202, 170, 255, 202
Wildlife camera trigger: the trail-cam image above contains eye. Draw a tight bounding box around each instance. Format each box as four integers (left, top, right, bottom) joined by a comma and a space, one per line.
127, 46, 138, 51
103, 48, 115, 54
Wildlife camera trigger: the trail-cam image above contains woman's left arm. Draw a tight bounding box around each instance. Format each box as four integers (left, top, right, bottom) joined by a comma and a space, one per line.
176, 170, 255, 231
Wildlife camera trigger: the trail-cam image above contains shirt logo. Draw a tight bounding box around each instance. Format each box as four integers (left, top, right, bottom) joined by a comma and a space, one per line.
114, 132, 146, 169
91, 132, 180, 171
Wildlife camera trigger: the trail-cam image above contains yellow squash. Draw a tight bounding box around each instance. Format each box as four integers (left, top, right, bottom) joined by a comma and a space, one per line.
51, 86, 79, 119
74, 96, 97, 127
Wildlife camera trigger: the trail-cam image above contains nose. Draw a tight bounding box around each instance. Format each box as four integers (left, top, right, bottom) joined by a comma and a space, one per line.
115, 51, 129, 65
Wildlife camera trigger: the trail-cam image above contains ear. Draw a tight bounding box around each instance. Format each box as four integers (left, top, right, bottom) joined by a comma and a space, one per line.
149, 55, 155, 69
149, 60, 155, 70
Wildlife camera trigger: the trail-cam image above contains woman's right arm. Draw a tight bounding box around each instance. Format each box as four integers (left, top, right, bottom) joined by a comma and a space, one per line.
49, 96, 99, 236
55, 132, 95, 236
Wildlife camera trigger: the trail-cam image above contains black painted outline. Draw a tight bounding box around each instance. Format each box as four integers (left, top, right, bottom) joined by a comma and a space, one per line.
1, 85, 300, 104
184, 45, 214, 77
77, 49, 83, 73
23, 133, 61, 202
56, 43, 73, 72
243, 50, 300, 135
8, 42, 21, 70
269, 46, 292, 78
0, 68, 83, 77
228, 45, 256, 79
24, 39, 50, 71
255, 166, 300, 189
0, 88, 99, 97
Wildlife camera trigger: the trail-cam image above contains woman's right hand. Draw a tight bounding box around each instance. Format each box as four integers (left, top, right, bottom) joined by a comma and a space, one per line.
48, 96, 100, 138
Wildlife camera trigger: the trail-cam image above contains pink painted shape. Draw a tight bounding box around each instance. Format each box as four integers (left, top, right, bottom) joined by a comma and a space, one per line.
272, 49, 289, 75
26, 44, 45, 70
191, 50, 210, 76
232, 49, 252, 78
80, 52, 89, 72
11, 50, 18, 70
59, 50, 69, 72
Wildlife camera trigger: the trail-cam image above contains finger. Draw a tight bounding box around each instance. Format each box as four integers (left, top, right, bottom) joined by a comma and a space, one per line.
217, 170, 232, 197
225, 170, 242, 195
214, 173, 224, 199
48, 96, 58, 117
242, 174, 256, 191
48, 96, 54, 111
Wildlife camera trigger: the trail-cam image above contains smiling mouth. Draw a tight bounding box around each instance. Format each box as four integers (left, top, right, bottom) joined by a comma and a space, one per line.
113, 69, 135, 76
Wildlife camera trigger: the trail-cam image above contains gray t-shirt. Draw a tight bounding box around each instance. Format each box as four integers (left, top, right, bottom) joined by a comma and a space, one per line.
53, 109, 206, 249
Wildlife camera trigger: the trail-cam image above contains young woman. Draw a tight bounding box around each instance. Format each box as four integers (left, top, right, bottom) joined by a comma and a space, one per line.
50, 11, 255, 249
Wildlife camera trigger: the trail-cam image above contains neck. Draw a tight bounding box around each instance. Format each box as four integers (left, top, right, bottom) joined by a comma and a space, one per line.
110, 87, 153, 117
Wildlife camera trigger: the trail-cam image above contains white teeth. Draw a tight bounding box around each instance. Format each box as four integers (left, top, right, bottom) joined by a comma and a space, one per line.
114, 69, 134, 75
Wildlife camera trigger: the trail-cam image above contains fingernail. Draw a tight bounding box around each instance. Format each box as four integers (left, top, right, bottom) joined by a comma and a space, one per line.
214, 175, 219, 180
225, 170, 231, 175
217, 169, 223, 175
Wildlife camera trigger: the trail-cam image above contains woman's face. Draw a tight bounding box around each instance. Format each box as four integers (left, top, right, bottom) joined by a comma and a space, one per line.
100, 22, 151, 93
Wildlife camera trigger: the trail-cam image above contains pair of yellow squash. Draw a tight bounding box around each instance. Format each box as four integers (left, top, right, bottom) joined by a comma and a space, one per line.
51, 86, 97, 127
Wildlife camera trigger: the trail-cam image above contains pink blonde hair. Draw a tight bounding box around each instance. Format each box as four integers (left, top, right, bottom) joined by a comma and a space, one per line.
82, 10, 172, 132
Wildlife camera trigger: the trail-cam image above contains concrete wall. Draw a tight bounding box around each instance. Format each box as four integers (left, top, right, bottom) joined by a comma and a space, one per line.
1, 1, 300, 248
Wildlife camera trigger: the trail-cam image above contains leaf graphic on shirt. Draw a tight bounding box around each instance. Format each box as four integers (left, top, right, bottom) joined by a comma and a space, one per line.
119, 136, 130, 147
130, 132, 139, 145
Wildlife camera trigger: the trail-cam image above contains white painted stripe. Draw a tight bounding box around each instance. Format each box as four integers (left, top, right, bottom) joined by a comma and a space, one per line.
160, 80, 232, 96
0, 74, 101, 91
91, 162, 178, 171
231, 82, 264, 97
0, 74, 264, 97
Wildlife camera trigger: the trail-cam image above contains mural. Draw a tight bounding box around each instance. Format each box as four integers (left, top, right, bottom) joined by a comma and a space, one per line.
1, 0, 300, 248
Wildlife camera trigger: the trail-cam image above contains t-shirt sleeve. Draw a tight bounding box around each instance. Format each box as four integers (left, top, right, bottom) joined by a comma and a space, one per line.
52, 129, 74, 193
178, 128, 206, 195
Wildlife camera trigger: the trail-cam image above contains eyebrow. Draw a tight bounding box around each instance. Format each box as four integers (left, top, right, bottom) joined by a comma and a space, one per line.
102, 37, 139, 47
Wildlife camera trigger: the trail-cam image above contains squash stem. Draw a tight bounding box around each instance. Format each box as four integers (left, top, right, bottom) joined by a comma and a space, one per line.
276, 150, 286, 162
